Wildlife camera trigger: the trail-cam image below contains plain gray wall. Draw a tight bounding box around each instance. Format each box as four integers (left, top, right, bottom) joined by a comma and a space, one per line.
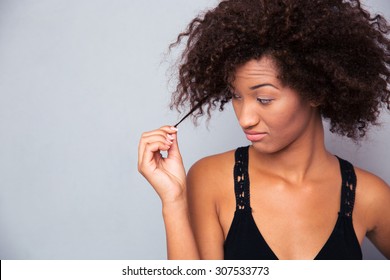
0, 0, 388, 260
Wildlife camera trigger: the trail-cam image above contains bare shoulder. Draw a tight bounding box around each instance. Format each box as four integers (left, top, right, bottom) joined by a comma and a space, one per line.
186, 148, 238, 207
354, 167, 390, 204
354, 166, 390, 256
355, 167, 390, 232
186, 149, 237, 259
187, 149, 236, 191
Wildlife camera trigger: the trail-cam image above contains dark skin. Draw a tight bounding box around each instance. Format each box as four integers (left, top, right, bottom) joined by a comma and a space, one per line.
138, 57, 390, 259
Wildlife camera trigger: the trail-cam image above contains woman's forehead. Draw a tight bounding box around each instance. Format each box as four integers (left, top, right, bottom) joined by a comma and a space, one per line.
234, 58, 280, 81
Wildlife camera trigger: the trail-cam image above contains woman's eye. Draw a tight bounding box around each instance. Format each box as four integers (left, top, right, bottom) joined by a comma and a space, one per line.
257, 98, 273, 104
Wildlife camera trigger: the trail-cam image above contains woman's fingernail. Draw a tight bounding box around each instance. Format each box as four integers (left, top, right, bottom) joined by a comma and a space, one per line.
170, 126, 178, 131
167, 134, 174, 140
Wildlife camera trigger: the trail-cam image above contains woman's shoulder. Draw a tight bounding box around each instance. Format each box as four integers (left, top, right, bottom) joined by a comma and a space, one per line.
186, 148, 239, 195
354, 166, 389, 209
353, 166, 390, 230
354, 166, 389, 195
354, 167, 390, 258
188, 148, 236, 179
186, 148, 237, 211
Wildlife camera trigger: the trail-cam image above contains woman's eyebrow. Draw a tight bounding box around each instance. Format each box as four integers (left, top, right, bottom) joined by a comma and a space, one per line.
249, 83, 279, 90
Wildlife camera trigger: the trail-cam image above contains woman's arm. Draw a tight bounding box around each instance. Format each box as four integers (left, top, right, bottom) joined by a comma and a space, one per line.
187, 156, 228, 260
138, 126, 199, 259
357, 169, 390, 259
366, 179, 390, 259
162, 199, 200, 259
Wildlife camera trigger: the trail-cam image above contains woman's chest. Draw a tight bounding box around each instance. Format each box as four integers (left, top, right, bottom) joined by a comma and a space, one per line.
216, 174, 365, 259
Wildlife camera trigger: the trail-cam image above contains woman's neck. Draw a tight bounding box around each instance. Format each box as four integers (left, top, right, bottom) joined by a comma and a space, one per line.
249, 114, 332, 185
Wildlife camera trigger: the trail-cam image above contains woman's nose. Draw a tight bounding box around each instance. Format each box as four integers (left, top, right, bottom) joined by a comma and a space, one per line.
237, 102, 260, 129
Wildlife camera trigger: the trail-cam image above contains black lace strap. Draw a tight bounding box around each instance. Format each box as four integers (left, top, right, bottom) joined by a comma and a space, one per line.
234, 146, 251, 211
337, 156, 357, 218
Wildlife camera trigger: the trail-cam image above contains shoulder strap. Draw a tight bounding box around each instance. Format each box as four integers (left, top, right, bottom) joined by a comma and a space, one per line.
234, 146, 251, 211
336, 156, 357, 218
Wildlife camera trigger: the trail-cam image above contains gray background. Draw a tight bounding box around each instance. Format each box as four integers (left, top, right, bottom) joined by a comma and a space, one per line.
0, 0, 388, 260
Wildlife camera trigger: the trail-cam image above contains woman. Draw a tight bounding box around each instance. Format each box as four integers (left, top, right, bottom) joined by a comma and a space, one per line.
138, 0, 390, 259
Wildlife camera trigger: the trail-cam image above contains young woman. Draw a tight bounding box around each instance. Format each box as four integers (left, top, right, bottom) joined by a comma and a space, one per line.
138, 0, 390, 259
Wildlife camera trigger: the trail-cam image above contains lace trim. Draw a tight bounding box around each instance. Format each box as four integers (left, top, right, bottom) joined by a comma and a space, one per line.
232, 149, 357, 217
338, 157, 357, 218
234, 146, 250, 210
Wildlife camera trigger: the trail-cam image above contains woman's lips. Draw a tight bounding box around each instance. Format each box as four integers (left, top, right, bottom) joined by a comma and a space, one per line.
244, 131, 267, 142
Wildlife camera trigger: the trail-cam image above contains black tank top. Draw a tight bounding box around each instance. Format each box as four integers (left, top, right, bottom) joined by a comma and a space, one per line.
224, 146, 362, 260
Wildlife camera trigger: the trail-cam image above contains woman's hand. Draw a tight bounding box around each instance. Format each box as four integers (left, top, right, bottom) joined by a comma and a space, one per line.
138, 126, 186, 204
139, 126, 200, 259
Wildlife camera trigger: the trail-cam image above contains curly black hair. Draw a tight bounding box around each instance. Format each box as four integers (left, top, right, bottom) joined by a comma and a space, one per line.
169, 0, 390, 140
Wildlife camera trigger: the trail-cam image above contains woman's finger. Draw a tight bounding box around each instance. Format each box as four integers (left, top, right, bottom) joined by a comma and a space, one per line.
138, 126, 178, 167
139, 140, 171, 175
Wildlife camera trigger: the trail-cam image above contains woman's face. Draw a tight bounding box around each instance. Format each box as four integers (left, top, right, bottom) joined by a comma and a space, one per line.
231, 57, 319, 154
